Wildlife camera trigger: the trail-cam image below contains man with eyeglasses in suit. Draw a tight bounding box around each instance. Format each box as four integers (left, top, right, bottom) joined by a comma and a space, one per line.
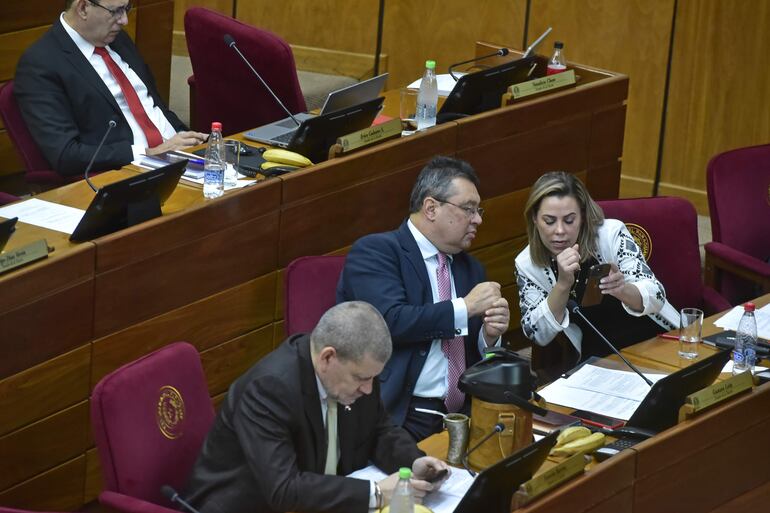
14, 0, 207, 177
336, 155, 510, 441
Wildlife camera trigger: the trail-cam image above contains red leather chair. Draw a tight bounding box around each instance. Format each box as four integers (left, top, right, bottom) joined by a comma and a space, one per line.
597, 196, 730, 315
284, 255, 346, 335
0, 81, 74, 190
0, 192, 18, 205
91, 342, 215, 513
184, 8, 306, 135
705, 143, 770, 304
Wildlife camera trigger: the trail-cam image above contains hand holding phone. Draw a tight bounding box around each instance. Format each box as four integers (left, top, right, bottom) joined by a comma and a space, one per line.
581, 263, 612, 307
427, 468, 449, 484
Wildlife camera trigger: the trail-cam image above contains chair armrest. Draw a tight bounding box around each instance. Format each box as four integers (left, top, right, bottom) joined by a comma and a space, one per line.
99, 491, 179, 513
704, 242, 770, 291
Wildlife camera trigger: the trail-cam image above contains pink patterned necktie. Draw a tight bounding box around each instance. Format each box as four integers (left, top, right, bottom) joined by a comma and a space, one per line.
436, 252, 466, 412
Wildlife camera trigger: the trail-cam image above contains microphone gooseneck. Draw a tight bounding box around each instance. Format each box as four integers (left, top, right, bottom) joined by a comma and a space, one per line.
461, 422, 505, 477
522, 27, 553, 58
222, 33, 300, 126
161, 485, 203, 513
84, 119, 117, 193
567, 300, 654, 387
448, 48, 510, 81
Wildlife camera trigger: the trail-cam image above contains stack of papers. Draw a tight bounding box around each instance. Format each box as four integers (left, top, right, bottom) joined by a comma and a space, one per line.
348, 465, 474, 513
0, 198, 84, 235
539, 365, 666, 421
407, 73, 466, 96
714, 304, 770, 339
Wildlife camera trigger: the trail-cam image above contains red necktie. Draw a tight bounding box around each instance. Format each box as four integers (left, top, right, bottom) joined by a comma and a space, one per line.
436, 252, 466, 412
94, 47, 164, 148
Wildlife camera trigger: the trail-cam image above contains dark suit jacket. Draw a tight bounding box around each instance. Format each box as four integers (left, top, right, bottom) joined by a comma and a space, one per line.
14, 20, 186, 176
336, 221, 487, 426
184, 334, 423, 513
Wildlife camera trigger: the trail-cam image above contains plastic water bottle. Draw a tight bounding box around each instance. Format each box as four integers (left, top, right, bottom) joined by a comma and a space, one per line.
733, 302, 757, 375
415, 60, 438, 130
389, 467, 414, 513
203, 122, 224, 199
547, 41, 567, 75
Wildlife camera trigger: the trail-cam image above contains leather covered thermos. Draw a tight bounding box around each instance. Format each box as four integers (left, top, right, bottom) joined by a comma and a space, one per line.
467, 397, 532, 470
459, 348, 546, 471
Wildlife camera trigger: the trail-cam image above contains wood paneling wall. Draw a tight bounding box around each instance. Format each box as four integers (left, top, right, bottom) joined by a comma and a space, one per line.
658, 0, 770, 210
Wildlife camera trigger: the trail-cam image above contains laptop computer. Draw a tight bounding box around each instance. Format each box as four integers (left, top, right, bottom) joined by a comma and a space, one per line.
245, 73, 388, 146
70, 160, 187, 242
625, 348, 732, 433
438, 55, 538, 120
0, 216, 18, 251
244, 96, 385, 164
454, 431, 558, 513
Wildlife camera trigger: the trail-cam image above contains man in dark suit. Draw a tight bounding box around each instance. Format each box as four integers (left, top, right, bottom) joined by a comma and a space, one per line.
14, 0, 206, 177
337, 156, 510, 441
185, 301, 449, 513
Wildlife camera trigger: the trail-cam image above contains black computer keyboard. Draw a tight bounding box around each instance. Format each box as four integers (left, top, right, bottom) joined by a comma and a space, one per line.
272, 130, 296, 145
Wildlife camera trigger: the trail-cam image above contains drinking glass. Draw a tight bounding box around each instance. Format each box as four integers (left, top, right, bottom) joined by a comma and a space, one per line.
399, 88, 419, 136
678, 307, 703, 359
223, 139, 241, 188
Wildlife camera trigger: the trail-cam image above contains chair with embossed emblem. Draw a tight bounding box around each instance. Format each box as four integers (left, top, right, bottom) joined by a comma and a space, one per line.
597, 196, 730, 315
90, 342, 214, 513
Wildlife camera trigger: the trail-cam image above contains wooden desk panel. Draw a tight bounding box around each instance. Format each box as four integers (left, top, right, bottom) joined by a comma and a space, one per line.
278, 124, 457, 266
633, 383, 770, 513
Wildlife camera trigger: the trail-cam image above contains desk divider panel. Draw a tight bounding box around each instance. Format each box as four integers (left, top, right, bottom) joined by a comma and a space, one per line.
632, 383, 770, 513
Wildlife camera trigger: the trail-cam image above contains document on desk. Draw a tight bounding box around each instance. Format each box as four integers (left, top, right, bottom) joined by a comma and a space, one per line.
539, 365, 666, 421
348, 465, 474, 513
714, 304, 770, 339
0, 198, 84, 234
407, 73, 466, 96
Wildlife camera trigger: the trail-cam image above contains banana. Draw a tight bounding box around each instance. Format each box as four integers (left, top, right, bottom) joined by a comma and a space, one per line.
555, 426, 592, 447
550, 432, 606, 457
263, 149, 312, 167
261, 161, 299, 171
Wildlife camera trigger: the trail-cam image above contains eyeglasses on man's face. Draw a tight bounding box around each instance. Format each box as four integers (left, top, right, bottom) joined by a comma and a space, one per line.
435, 198, 484, 219
88, 0, 132, 19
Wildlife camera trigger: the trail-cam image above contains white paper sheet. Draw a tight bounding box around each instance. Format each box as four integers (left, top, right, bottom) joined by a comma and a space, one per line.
348, 464, 474, 513
539, 365, 666, 421
721, 360, 768, 374
0, 198, 84, 235
714, 305, 770, 339
407, 73, 466, 96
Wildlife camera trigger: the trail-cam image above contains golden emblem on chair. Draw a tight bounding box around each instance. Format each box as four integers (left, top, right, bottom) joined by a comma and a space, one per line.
157, 385, 186, 439
625, 223, 652, 261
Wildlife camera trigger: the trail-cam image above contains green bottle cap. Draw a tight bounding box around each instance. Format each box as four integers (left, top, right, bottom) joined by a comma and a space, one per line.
399, 467, 412, 479
425, 60, 436, 69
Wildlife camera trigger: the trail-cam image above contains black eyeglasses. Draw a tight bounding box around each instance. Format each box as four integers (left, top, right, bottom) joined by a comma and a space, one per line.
435, 198, 484, 219
88, 0, 132, 18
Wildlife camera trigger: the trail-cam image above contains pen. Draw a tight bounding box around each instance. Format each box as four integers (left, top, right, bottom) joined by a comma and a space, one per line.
657, 334, 679, 341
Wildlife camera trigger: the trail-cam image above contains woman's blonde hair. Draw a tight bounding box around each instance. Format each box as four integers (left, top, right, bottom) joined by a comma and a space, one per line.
524, 172, 605, 267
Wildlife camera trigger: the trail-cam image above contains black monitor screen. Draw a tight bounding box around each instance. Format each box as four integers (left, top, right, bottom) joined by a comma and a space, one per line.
439, 55, 539, 118
70, 159, 187, 242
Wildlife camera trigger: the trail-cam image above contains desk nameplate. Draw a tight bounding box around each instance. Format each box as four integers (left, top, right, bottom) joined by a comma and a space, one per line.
329, 118, 402, 158
0, 239, 49, 275
512, 452, 586, 508
678, 370, 753, 422
509, 69, 576, 100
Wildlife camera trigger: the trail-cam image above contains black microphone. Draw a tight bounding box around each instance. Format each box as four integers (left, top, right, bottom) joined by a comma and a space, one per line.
461, 422, 505, 477
84, 119, 117, 192
567, 300, 653, 387
448, 48, 510, 81
161, 485, 203, 513
223, 33, 300, 126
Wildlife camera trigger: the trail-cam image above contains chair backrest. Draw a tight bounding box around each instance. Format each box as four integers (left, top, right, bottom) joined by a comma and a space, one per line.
597, 196, 703, 311
90, 342, 215, 506
284, 255, 346, 335
184, 8, 307, 134
0, 81, 51, 172
707, 143, 770, 260
0, 81, 68, 187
